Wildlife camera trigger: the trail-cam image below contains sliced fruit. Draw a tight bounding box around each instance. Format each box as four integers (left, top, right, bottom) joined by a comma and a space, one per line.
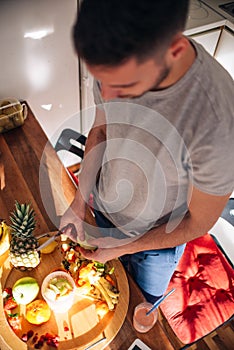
26, 299, 51, 325
7, 313, 23, 333
56, 279, 73, 291
46, 277, 73, 300
48, 283, 60, 294
95, 301, 109, 318
44, 288, 57, 301
12, 276, 39, 305
38, 236, 58, 254
4, 296, 18, 311
2, 287, 13, 299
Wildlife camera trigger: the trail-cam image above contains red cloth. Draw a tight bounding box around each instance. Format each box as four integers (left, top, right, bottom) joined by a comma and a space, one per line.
68, 168, 79, 186
160, 234, 234, 344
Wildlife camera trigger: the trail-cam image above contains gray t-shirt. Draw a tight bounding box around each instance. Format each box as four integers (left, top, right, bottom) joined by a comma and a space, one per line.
92, 40, 234, 237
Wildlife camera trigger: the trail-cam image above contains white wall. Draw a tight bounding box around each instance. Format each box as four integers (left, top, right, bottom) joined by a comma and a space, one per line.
0, 0, 80, 140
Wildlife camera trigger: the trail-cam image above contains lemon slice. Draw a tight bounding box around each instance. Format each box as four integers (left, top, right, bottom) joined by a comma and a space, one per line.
38, 237, 58, 254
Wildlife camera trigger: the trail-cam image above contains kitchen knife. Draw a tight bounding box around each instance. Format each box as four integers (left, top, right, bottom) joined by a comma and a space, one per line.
37, 223, 97, 251
37, 230, 62, 251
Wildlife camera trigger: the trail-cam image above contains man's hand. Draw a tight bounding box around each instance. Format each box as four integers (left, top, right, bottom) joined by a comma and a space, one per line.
78, 246, 123, 264
59, 189, 87, 242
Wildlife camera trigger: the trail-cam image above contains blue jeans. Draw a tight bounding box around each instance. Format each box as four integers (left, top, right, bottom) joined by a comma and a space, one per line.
93, 207, 186, 303
127, 245, 185, 296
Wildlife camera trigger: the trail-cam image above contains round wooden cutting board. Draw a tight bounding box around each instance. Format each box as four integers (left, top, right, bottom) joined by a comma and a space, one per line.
0, 243, 129, 350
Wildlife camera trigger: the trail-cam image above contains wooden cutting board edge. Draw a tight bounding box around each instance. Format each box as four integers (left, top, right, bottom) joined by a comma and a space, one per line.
0, 258, 27, 350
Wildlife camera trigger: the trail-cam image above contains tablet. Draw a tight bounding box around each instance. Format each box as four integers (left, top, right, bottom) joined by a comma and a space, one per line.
128, 338, 151, 350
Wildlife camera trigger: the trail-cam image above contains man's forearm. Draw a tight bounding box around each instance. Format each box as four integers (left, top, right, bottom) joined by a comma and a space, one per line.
80, 211, 211, 263
79, 179, 230, 263
115, 188, 230, 257
78, 125, 106, 204
117, 212, 208, 256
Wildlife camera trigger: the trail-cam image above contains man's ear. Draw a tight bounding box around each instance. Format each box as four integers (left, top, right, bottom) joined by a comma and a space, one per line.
169, 35, 189, 61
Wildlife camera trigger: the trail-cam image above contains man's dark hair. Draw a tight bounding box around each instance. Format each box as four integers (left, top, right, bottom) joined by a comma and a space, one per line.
73, 0, 189, 66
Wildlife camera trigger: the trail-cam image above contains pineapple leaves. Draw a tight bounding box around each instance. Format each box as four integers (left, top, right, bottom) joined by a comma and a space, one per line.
10, 201, 36, 236
9, 201, 40, 271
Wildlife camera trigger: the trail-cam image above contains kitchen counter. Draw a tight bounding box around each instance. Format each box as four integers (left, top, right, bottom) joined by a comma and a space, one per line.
185, 0, 234, 78
185, 0, 234, 35
202, 0, 234, 25
185, 0, 226, 35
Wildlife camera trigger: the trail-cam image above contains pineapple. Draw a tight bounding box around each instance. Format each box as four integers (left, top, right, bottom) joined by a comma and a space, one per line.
9, 201, 40, 271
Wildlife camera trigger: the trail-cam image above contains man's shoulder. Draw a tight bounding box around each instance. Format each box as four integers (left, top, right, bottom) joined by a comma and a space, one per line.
193, 39, 233, 91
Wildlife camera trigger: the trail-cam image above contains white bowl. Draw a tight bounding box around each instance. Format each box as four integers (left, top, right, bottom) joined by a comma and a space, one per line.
41, 271, 75, 313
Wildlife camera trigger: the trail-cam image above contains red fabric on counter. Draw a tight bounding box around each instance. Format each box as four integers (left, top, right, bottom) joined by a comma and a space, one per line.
160, 234, 234, 344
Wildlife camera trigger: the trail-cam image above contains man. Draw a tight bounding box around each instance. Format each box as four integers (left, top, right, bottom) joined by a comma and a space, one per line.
60, 0, 234, 303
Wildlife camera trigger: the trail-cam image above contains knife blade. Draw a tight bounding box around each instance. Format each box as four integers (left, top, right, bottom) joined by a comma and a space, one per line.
37, 223, 77, 251
37, 231, 62, 251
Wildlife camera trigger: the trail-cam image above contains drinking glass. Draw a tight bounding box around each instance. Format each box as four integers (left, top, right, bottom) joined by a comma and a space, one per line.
133, 302, 158, 333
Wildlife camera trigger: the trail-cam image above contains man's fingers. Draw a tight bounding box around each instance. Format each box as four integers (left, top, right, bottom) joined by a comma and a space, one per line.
70, 223, 85, 242
61, 225, 78, 243
60, 222, 86, 243
78, 229, 85, 241
78, 247, 97, 260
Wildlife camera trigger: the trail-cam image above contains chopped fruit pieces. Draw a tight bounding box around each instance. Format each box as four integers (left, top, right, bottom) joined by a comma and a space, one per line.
34, 333, 59, 349
21, 330, 34, 342
61, 240, 120, 310
21, 330, 59, 348
44, 277, 73, 300
2, 287, 12, 299
4, 296, 18, 311
27, 330, 34, 339
44, 286, 57, 301
7, 313, 22, 332
32, 335, 38, 343
21, 333, 28, 342
95, 300, 109, 318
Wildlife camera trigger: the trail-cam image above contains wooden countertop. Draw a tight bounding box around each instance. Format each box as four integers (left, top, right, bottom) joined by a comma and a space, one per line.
0, 103, 173, 350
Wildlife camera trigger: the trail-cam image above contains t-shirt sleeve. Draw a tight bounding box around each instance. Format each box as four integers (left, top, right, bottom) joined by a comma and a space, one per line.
188, 114, 234, 196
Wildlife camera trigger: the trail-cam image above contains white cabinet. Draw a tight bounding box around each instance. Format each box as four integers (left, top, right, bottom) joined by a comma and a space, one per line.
190, 28, 221, 56
214, 28, 234, 79
0, 0, 80, 140
190, 26, 234, 79
80, 62, 95, 135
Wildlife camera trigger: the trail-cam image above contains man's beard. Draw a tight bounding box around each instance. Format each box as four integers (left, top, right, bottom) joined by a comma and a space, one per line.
150, 62, 171, 91
119, 63, 171, 99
